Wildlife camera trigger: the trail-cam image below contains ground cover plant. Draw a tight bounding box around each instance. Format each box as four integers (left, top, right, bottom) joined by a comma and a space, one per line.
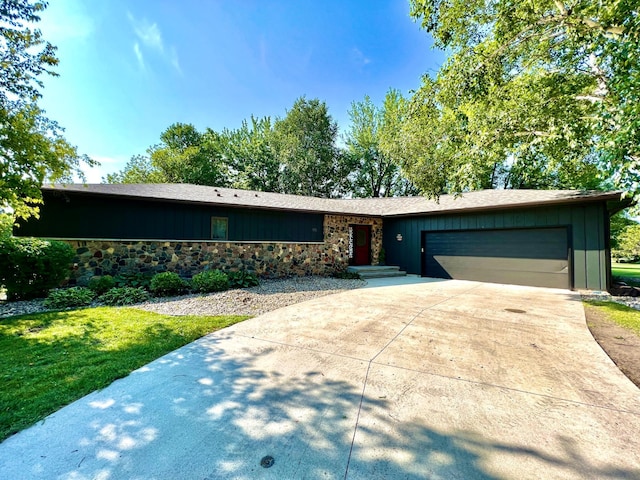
0, 307, 249, 441
44, 287, 95, 309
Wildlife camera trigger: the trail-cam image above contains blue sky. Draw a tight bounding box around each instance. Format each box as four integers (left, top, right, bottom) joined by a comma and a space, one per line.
38, 0, 446, 182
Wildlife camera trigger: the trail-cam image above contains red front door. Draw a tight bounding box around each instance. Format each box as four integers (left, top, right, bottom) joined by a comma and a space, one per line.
353, 225, 371, 266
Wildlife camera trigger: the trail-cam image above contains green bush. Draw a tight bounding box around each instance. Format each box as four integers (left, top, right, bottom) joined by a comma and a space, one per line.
44, 287, 95, 309
227, 270, 260, 288
99, 287, 150, 306
150, 271, 188, 296
191, 269, 229, 293
0, 237, 74, 300
114, 272, 153, 290
333, 270, 361, 280
87, 275, 116, 295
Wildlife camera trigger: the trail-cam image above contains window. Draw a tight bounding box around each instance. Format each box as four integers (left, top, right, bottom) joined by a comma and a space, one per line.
211, 217, 228, 240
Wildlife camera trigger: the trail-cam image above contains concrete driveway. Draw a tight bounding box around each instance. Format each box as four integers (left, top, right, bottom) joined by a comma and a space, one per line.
1, 279, 640, 479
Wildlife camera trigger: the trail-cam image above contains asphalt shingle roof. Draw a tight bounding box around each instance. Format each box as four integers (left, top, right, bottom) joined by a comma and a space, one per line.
43, 183, 625, 217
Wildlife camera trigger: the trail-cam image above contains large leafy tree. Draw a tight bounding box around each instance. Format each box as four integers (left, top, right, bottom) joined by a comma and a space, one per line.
345, 89, 418, 197
0, 0, 94, 220
103, 154, 166, 184
222, 116, 281, 192
403, 0, 639, 197
149, 123, 229, 186
273, 97, 352, 198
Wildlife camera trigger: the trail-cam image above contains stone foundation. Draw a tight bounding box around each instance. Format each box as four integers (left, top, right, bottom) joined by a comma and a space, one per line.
63, 214, 384, 284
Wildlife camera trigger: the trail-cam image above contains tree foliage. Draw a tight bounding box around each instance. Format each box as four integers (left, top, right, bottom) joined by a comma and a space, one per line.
149, 123, 229, 186
346, 89, 417, 197
0, 0, 95, 220
404, 0, 639, 198
273, 97, 352, 197
221, 116, 280, 192
108, 98, 357, 199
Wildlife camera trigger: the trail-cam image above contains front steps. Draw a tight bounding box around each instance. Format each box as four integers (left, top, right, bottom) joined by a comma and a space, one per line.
346, 265, 407, 279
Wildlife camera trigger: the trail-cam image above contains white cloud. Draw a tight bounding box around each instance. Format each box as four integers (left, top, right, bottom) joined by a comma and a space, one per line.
133, 42, 145, 69
351, 47, 371, 67
127, 12, 181, 74
129, 14, 164, 53
169, 46, 182, 76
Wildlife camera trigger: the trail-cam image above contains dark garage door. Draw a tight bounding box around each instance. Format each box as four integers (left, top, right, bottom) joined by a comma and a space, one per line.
423, 227, 570, 289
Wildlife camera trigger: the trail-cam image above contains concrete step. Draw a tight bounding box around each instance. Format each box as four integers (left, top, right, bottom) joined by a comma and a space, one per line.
346, 265, 407, 279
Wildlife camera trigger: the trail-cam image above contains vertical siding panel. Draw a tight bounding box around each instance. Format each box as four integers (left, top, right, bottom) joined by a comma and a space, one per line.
534, 208, 547, 227
494, 212, 504, 229
466, 215, 478, 230
598, 206, 608, 290
571, 206, 587, 289
522, 209, 536, 227
558, 206, 571, 226
584, 205, 602, 290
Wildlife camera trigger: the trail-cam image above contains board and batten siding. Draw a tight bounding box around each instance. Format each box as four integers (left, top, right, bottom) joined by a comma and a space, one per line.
19, 193, 324, 243
383, 203, 610, 291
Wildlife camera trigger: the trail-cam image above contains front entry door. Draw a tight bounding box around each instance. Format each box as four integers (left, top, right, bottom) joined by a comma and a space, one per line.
353, 225, 371, 266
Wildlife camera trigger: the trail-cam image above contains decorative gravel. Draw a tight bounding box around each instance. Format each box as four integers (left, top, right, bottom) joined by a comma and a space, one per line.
580, 291, 640, 311
0, 277, 365, 319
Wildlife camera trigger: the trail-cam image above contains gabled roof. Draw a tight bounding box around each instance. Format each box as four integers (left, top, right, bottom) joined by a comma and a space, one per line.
43, 183, 628, 217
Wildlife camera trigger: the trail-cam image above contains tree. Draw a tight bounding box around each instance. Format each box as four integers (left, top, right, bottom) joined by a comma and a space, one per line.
221, 116, 281, 192
103, 155, 166, 184
149, 123, 229, 186
0, 0, 95, 220
273, 97, 352, 198
345, 89, 418, 197
403, 0, 639, 198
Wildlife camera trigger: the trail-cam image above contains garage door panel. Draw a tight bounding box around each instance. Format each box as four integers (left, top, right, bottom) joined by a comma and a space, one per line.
425, 228, 569, 289
432, 256, 569, 274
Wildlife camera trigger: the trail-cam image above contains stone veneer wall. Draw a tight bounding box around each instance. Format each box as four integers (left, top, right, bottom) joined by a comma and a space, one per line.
64, 214, 383, 284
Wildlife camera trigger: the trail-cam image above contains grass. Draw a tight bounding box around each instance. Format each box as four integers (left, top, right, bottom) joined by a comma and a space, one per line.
612, 262, 640, 279
0, 307, 249, 441
584, 300, 640, 336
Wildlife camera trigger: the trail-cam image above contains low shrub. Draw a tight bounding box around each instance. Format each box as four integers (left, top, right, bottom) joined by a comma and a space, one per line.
87, 275, 116, 295
114, 272, 153, 290
228, 270, 260, 288
44, 287, 95, 309
0, 237, 74, 300
333, 270, 361, 280
99, 287, 150, 306
150, 272, 188, 296
191, 269, 229, 293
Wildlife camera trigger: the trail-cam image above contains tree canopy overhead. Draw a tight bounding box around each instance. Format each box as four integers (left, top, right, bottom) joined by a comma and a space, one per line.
0, 0, 95, 221
403, 0, 639, 198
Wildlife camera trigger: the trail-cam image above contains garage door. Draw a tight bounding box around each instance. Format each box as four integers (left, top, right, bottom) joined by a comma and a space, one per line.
423, 227, 570, 289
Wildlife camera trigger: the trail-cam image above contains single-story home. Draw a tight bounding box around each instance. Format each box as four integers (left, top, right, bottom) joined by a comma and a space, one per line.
15, 184, 631, 291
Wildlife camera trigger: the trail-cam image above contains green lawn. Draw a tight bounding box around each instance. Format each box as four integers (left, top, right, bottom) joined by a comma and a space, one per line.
0, 307, 249, 441
584, 300, 640, 335
612, 262, 640, 279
